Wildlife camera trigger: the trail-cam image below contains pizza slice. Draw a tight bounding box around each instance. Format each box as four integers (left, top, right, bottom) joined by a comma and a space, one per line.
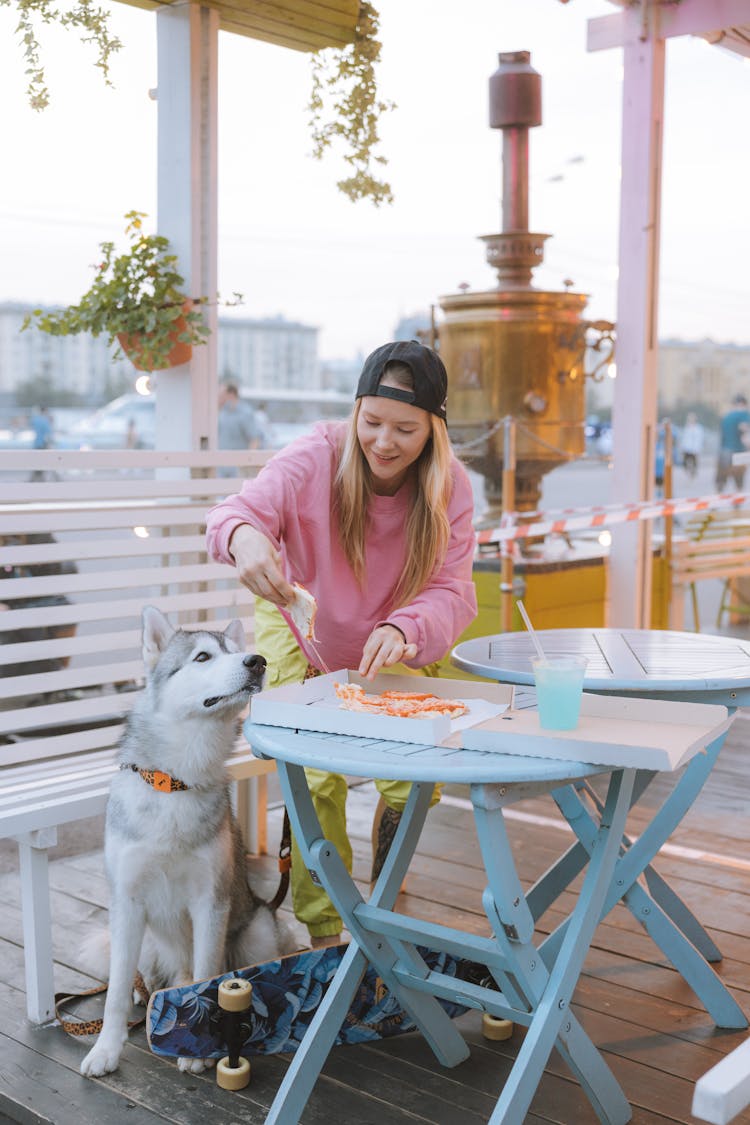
287, 582, 318, 641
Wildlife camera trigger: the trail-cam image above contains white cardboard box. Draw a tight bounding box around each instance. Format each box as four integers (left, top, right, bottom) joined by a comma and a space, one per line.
460, 693, 731, 771
250, 670, 512, 745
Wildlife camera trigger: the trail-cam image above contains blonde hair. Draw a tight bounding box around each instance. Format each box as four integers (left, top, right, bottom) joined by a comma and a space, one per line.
334, 397, 453, 609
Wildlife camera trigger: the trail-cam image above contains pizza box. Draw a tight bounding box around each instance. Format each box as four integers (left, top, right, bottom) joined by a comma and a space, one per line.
460, 693, 731, 772
250, 669, 513, 746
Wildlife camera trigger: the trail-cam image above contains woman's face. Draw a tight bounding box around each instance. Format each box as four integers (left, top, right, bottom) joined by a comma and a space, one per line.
356, 387, 432, 495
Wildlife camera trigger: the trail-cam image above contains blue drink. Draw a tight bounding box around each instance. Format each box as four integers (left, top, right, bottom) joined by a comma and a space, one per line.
532, 657, 588, 731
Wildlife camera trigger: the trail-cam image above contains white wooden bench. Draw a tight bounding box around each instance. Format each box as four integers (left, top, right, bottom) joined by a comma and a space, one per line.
668, 510, 750, 630
0, 448, 275, 1023
693, 1037, 750, 1124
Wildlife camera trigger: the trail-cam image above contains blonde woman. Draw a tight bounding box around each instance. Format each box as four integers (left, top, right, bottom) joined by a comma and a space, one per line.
206, 341, 477, 946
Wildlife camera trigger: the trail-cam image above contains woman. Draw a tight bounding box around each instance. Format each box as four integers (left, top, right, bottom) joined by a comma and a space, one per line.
206, 340, 477, 946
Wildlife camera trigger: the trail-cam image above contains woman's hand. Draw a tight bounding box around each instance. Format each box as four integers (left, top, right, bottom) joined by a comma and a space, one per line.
228, 524, 295, 606
359, 625, 418, 681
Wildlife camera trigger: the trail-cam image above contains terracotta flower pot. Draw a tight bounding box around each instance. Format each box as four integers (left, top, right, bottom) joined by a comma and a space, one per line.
117, 302, 193, 371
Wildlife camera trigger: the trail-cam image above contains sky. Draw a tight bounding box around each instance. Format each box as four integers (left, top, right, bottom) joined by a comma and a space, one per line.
1, 0, 749, 360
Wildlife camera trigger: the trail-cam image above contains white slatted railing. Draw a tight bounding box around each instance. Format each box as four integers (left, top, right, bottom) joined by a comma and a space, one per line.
0, 448, 276, 1023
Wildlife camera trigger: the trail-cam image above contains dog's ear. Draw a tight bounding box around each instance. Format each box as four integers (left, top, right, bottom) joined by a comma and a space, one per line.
224, 618, 246, 652
142, 606, 175, 670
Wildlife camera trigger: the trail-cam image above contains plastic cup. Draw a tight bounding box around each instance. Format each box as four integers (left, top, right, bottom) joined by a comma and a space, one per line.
532, 656, 588, 731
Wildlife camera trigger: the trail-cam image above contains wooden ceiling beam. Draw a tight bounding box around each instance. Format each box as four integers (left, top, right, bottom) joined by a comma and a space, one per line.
115, 0, 358, 51
588, 0, 750, 53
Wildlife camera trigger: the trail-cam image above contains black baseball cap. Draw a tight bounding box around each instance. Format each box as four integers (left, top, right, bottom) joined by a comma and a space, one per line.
355, 341, 448, 420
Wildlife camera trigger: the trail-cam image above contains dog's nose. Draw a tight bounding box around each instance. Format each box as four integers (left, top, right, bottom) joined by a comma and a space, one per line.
244, 654, 266, 675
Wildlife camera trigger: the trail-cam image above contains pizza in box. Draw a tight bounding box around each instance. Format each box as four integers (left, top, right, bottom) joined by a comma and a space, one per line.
334, 682, 469, 720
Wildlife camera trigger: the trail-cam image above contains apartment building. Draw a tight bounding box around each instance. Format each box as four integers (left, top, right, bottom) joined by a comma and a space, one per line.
0, 302, 319, 400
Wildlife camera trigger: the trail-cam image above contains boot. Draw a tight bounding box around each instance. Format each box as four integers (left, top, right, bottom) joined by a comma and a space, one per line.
370, 796, 404, 885
310, 933, 341, 949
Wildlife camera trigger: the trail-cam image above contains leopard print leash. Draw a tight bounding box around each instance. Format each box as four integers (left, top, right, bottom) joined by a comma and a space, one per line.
55, 971, 150, 1037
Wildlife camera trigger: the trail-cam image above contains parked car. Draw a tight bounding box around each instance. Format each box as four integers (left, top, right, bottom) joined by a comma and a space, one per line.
60, 394, 156, 450
0, 421, 34, 449
60, 390, 346, 451
584, 417, 613, 457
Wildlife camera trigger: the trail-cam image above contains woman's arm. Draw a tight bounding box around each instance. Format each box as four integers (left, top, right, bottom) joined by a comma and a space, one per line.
206, 425, 338, 616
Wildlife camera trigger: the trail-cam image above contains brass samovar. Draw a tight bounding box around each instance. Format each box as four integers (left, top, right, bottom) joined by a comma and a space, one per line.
438, 51, 613, 522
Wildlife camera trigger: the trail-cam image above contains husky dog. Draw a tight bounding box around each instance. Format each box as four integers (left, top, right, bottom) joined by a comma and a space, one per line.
81, 606, 294, 1078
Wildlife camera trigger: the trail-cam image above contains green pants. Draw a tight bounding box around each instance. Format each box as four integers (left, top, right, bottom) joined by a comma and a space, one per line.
253, 597, 441, 938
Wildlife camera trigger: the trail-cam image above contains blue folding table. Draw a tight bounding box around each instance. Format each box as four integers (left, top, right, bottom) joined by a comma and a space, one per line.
453, 627, 750, 1034
246, 688, 731, 1125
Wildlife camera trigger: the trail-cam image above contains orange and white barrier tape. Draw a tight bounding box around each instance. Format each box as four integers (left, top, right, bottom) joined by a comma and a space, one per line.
476, 491, 750, 546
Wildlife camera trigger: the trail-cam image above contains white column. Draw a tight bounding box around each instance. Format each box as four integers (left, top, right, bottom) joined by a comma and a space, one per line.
609, 28, 666, 627
155, 2, 219, 452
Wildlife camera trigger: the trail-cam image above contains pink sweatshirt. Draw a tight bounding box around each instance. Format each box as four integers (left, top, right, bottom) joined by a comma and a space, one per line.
206, 421, 478, 673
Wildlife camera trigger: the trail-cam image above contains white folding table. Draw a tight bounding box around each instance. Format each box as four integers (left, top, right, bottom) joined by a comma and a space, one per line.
245, 691, 731, 1124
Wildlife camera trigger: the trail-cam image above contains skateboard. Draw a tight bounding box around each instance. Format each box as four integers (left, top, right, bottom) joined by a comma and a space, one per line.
147, 943, 484, 1068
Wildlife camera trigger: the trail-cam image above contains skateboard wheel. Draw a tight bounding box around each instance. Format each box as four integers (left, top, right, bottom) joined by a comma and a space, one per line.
482, 1013, 513, 1041
218, 978, 253, 1012
217, 1055, 250, 1090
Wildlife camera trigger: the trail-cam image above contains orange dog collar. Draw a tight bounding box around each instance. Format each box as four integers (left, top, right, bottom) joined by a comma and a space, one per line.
120, 764, 190, 793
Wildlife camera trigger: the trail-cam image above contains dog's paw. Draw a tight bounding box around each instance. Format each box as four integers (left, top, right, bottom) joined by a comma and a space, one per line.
177, 1056, 215, 1075
80, 1040, 123, 1078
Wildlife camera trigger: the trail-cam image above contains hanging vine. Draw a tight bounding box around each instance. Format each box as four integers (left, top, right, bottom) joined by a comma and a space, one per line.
308, 2, 394, 206
5, 0, 393, 206
2, 0, 122, 110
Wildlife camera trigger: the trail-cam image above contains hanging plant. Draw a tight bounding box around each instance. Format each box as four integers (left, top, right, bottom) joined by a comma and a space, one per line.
22, 211, 242, 372
2, 0, 122, 110
308, 2, 395, 206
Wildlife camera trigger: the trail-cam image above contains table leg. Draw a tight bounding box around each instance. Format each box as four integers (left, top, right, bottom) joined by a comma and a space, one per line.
473, 769, 636, 1125
267, 762, 469, 1125
641, 866, 722, 961
524, 769, 657, 919
307, 830, 471, 1066
539, 734, 747, 1029
582, 775, 723, 962
264, 940, 370, 1124
529, 735, 726, 966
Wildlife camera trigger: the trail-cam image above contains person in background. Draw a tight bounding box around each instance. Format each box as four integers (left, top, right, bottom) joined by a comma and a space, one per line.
716, 393, 750, 491
125, 418, 140, 449
680, 412, 704, 479
29, 406, 53, 481
654, 423, 667, 495
217, 383, 265, 478
206, 341, 477, 948
254, 401, 272, 447
30, 405, 52, 450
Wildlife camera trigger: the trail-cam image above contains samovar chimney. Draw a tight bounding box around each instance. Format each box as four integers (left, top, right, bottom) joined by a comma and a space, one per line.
483, 51, 549, 288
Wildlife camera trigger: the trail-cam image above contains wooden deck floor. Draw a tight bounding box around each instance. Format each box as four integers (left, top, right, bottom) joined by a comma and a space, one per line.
1, 716, 749, 1124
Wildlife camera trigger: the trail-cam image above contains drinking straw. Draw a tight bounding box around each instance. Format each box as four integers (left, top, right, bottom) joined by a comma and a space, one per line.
517, 600, 547, 663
